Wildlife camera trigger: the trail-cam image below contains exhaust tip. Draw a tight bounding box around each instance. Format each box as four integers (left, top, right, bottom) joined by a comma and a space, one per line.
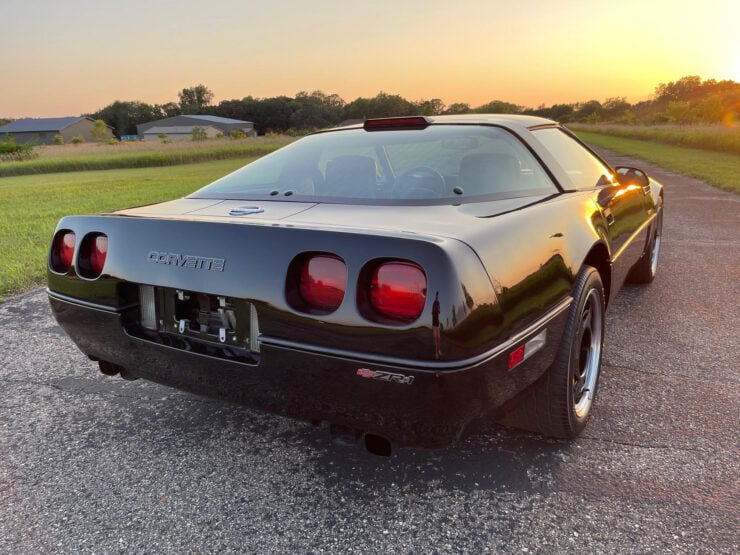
119, 369, 139, 381
364, 433, 392, 457
98, 361, 138, 381
98, 360, 121, 376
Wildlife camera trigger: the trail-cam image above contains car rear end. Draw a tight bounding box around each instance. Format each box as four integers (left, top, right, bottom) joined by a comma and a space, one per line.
49, 211, 536, 448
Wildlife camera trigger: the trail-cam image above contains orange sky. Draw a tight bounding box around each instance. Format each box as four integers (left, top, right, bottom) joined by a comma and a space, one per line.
2, 0, 738, 118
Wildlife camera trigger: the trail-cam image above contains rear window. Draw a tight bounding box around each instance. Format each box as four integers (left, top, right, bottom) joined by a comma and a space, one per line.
191, 124, 557, 204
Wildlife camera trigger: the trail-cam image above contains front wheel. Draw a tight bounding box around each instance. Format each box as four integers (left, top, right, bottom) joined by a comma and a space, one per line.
500, 266, 606, 439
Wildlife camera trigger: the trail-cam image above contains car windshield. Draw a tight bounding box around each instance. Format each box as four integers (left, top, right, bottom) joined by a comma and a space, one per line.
190, 124, 557, 204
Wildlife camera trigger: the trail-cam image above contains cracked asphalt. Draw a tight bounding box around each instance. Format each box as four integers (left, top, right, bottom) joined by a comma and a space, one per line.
1, 151, 738, 553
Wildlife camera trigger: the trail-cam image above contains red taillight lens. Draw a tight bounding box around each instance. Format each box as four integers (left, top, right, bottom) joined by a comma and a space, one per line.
50, 230, 76, 272
370, 262, 427, 321
90, 235, 108, 274
79, 233, 108, 278
299, 255, 347, 311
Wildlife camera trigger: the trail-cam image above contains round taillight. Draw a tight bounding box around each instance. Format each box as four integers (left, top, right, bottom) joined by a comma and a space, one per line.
50, 230, 76, 273
370, 261, 427, 321
299, 255, 347, 312
78, 233, 108, 278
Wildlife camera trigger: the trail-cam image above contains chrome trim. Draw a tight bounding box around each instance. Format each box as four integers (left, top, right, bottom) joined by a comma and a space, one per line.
261, 296, 573, 372
249, 304, 261, 353
572, 288, 603, 418
46, 290, 134, 314
522, 329, 547, 363
650, 212, 662, 275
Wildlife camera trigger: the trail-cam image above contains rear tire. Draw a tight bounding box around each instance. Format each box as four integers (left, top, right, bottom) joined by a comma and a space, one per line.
500, 266, 605, 439
628, 209, 662, 284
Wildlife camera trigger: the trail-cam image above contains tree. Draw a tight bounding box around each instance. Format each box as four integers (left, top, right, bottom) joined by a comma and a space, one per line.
524, 103, 575, 121
654, 76, 703, 103
343, 92, 416, 120
575, 100, 603, 122
289, 90, 346, 130
53, 134, 64, 145
415, 98, 446, 115
255, 96, 296, 133
178, 84, 214, 114
662, 101, 694, 124
191, 126, 207, 141
693, 96, 725, 123
444, 103, 471, 114
473, 100, 522, 114
214, 98, 253, 121
88, 100, 163, 137
601, 97, 631, 120
158, 102, 181, 118
649, 76, 740, 123
90, 119, 111, 141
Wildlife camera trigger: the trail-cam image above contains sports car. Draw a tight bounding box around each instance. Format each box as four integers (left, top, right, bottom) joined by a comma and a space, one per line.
47, 115, 663, 455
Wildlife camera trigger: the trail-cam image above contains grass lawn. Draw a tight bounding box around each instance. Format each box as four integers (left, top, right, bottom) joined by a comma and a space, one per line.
574, 131, 740, 193
0, 136, 292, 177
0, 158, 250, 301
569, 123, 740, 155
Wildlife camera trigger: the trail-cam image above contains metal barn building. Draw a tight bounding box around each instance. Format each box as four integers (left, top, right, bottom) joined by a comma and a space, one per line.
0, 117, 108, 145
137, 115, 256, 140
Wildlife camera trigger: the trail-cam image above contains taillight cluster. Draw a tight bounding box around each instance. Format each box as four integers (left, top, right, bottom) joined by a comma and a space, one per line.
50, 229, 108, 279
288, 253, 427, 324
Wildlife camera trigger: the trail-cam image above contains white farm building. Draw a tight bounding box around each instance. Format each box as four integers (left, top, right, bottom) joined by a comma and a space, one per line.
137, 115, 256, 141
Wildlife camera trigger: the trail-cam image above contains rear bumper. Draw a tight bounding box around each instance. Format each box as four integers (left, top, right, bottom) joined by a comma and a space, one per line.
48, 290, 568, 448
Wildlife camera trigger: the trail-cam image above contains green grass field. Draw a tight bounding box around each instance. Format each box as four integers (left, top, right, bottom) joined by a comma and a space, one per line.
0, 136, 292, 177
569, 124, 740, 155
0, 158, 250, 301
574, 131, 740, 193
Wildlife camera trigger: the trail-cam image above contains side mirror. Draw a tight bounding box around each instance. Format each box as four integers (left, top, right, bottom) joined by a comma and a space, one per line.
615, 166, 649, 188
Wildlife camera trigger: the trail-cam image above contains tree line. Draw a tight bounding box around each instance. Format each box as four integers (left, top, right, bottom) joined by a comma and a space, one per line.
43, 76, 740, 137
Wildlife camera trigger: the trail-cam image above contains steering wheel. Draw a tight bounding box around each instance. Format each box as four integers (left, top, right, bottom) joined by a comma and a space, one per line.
392, 166, 446, 199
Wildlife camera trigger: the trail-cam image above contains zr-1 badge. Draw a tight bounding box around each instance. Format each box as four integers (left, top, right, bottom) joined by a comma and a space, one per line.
356, 368, 414, 385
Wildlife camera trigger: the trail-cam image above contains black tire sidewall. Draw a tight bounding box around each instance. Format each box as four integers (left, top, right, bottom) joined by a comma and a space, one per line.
563, 267, 606, 436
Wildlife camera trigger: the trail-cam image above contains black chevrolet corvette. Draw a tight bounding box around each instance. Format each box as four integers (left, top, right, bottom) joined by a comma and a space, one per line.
48, 115, 663, 454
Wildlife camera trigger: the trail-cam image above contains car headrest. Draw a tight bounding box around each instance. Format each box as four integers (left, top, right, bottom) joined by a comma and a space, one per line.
324, 155, 377, 198
459, 152, 519, 195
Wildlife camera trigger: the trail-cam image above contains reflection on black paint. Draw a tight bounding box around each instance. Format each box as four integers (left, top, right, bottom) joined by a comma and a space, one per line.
432, 291, 442, 359
444, 254, 572, 352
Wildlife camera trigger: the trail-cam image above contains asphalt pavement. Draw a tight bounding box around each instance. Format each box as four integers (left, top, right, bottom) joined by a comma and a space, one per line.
1, 151, 738, 553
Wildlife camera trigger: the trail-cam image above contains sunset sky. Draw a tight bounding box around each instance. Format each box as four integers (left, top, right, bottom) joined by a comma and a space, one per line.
2, 0, 738, 118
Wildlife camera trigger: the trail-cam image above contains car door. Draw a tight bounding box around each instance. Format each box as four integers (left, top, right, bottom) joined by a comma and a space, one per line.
530, 127, 650, 289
